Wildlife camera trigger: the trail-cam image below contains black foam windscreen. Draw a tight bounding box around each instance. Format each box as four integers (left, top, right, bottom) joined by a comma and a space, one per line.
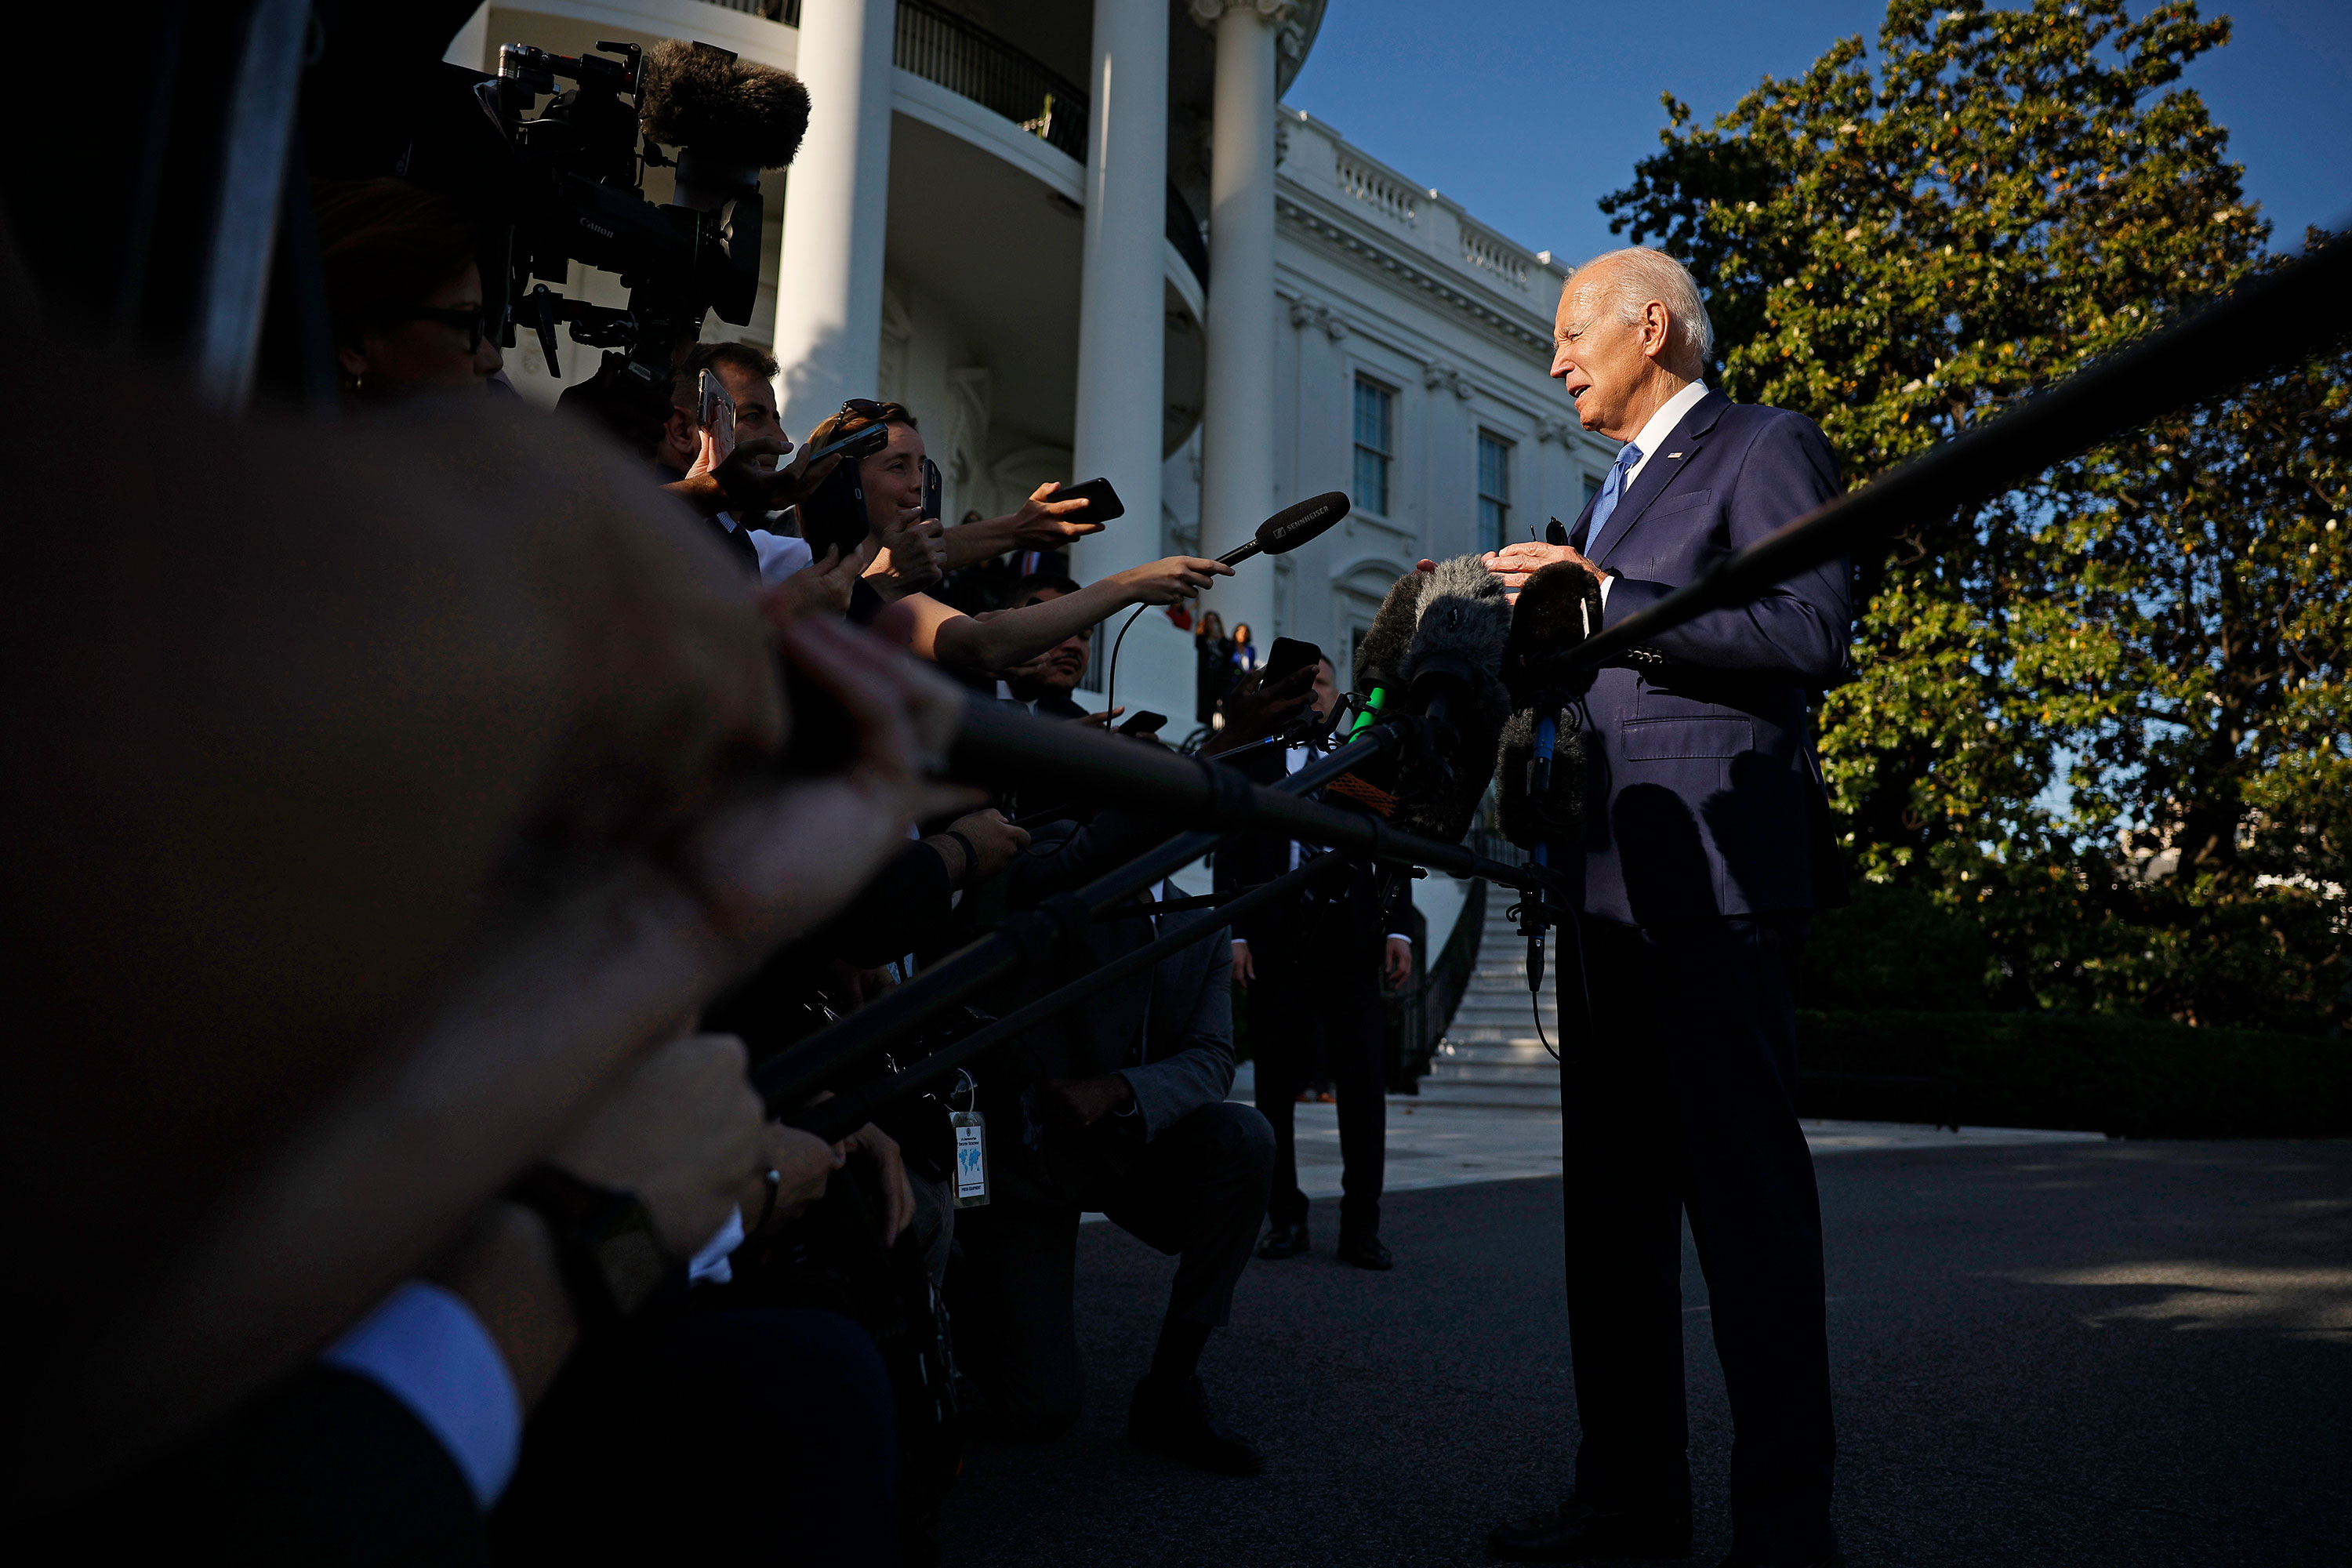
1388, 556, 1513, 844
1257, 491, 1349, 554
1215, 492, 1350, 566
1496, 706, 1589, 850
1501, 560, 1605, 706
639, 40, 811, 168
1351, 569, 1428, 695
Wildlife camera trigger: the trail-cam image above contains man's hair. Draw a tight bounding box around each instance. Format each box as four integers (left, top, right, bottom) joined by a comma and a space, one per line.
1573, 246, 1714, 366
311, 178, 478, 349
681, 339, 780, 384
1010, 572, 1082, 604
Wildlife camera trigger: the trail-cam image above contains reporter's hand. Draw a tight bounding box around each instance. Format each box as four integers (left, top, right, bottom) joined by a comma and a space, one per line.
1383, 935, 1413, 990
751, 1121, 843, 1232
1078, 707, 1125, 728
554, 1033, 764, 1258
1044, 1073, 1134, 1127
867, 515, 947, 598
1112, 555, 1232, 606
931, 808, 1028, 884
1230, 940, 1254, 987
1005, 481, 1104, 548
1202, 662, 1316, 754
835, 1123, 914, 1246
760, 546, 859, 626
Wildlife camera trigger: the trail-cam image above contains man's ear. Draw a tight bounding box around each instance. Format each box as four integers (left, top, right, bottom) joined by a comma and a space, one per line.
661, 405, 698, 459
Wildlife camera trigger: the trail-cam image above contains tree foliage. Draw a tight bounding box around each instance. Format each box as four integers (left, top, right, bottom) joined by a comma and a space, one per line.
1601, 0, 2349, 1031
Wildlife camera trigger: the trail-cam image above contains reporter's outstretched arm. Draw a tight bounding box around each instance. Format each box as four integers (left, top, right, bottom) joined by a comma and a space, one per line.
938, 481, 1102, 570
915, 555, 1234, 674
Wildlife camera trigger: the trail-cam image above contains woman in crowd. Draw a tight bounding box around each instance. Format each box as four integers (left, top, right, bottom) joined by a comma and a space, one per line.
1194, 610, 1232, 723
314, 179, 503, 398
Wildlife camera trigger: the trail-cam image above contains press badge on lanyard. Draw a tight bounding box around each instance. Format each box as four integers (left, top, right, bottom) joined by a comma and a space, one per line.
949, 1069, 989, 1207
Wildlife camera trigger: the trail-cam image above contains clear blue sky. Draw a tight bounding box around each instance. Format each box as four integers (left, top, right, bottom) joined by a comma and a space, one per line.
1284, 0, 2352, 266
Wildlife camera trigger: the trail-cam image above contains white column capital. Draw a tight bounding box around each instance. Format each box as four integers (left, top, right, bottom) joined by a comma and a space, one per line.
1187, 0, 1299, 27
1424, 361, 1473, 401
1287, 295, 1348, 339
1537, 415, 1581, 445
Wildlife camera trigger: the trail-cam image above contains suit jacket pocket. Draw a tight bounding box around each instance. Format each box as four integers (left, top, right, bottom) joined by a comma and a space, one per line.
1621, 716, 1753, 759
1639, 488, 1713, 521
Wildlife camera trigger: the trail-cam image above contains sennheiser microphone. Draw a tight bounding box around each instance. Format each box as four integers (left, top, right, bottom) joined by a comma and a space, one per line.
1214, 492, 1351, 567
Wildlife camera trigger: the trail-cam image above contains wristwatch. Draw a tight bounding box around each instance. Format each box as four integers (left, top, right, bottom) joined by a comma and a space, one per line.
503, 1163, 673, 1334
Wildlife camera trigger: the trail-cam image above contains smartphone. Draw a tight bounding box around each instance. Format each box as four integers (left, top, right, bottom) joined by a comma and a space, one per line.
922, 456, 942, 522
697, 369, 736, 464
1116, 710, 1169, 736
1053, 476, 1125, 524
1262, 636, 1324, 688
806, 418, 892, 467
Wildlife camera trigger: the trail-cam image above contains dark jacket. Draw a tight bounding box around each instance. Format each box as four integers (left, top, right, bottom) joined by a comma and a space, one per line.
1553, 390, 1850, 927
1210, 743, 1410, 963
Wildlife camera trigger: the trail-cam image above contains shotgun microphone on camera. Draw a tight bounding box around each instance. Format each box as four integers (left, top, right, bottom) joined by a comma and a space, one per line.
1213, 492, 1351, 567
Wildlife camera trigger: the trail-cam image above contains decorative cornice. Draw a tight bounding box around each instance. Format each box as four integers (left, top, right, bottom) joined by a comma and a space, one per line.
1423, 361, 1472, 400
1288, 295, 1348, 339
1537, 416, 1581, 445
1277, 194, 1552, 360
1189, 0, 1316, 67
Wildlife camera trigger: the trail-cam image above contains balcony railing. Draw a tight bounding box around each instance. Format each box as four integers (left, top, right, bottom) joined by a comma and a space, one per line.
694, 0, 1208, 294
697, 0, 800, 24
896, 0, 1087, 162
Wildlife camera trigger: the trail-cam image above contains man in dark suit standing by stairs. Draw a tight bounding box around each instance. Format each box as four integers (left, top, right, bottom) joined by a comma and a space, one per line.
1215, 656, 1413, 1271
1481, 248, 1852, 1568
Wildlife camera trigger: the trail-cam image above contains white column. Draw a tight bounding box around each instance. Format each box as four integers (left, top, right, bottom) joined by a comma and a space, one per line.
1070, 0, 1170, 583
1192, 0, 1288, 637
1073, 2, 1198, 728
772, 0, 896, 440
441, 5, 488, 70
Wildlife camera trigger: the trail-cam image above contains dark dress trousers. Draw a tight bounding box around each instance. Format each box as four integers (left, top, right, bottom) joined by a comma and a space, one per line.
1548, 389, 1850, 1563
1212, 744, 1408, 1240
953, 811, 1274, 1439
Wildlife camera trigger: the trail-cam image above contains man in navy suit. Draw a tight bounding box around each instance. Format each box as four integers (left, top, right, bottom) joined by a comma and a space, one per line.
1482, 249, 1851, 1568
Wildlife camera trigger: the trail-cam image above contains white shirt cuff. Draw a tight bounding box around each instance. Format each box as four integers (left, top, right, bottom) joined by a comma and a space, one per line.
321, 1281, 521, 1510
1385, 934, 1411, 943
1596, 572, 1613, 610
688, 1206, 746, 1286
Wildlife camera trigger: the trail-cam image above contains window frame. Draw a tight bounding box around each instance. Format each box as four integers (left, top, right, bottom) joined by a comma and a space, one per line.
1476, 428, 1513, 554
1352, 375, 1397, 518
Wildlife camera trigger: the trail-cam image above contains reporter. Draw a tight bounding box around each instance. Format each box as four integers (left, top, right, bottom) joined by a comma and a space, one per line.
797, 401, 1232, 669
314, 178, 502, 398
5, 326, 971, 1508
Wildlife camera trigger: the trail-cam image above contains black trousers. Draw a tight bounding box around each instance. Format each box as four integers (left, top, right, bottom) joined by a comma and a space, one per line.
1250, 915, 1387, 1236
1559, 911, 1836, 1564
952, 1099, 1272, 1439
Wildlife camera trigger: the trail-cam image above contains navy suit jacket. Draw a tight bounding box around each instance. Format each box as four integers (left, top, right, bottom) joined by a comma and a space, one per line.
1557, 389, 1849, 927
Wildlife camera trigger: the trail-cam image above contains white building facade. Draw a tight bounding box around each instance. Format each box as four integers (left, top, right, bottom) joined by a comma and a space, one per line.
456, 0, 1617, 731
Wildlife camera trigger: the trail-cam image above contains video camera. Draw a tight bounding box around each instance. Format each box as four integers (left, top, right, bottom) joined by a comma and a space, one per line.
394, 34, 808, 443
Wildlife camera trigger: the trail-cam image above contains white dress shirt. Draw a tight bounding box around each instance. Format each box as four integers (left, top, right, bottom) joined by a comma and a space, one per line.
321, 1282, 521, 1510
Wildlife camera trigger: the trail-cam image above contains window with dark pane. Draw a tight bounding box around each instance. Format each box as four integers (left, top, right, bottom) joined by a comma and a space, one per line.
1477, 430, 1512, 553
1352, 376, 1395, 516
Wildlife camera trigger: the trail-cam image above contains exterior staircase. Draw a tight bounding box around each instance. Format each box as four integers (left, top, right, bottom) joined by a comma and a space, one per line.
1413, 894, 1563, 1108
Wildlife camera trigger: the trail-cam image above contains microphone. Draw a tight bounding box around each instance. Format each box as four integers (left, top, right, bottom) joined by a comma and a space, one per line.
1324, 558, 1512, 843
1389, 556, 1513, 844
1214, 492, 1351, 567
639, 40, 813, 172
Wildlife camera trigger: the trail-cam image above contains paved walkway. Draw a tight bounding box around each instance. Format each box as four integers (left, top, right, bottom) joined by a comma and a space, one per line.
953, 1137, 2352, 1566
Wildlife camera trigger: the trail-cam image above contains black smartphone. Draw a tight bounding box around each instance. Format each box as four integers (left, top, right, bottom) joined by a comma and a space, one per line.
806, 419, 892, 467
1116, 710, 1168, 736
1053, 476, 1125, 524
1262, 636, 1324, 688
922, 456, 942, 522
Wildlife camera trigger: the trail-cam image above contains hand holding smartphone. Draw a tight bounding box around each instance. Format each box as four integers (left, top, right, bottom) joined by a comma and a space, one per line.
696, 370, 736, 465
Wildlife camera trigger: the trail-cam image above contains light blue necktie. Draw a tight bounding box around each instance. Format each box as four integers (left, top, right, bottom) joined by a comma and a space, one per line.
1578, 441, 1643, 559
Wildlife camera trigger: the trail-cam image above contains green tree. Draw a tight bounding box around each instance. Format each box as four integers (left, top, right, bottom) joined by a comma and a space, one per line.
1599, 0, 2349, 1030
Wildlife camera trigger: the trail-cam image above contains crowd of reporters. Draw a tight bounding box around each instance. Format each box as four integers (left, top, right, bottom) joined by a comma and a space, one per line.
7, 172, 1383, 1567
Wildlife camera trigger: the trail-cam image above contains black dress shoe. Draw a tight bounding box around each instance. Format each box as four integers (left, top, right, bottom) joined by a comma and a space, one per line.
1256, 1219, 1309, 1260
1336, 1231, 1393, 1270
1128, 1373, 1265, 1475
1487, 1497, 1692, 1561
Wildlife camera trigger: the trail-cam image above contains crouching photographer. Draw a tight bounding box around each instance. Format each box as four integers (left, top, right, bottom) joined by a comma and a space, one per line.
945, 761, 1276, 1476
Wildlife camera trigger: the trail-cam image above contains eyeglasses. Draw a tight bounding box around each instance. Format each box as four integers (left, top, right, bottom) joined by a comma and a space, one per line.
394, 305, 494, 353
